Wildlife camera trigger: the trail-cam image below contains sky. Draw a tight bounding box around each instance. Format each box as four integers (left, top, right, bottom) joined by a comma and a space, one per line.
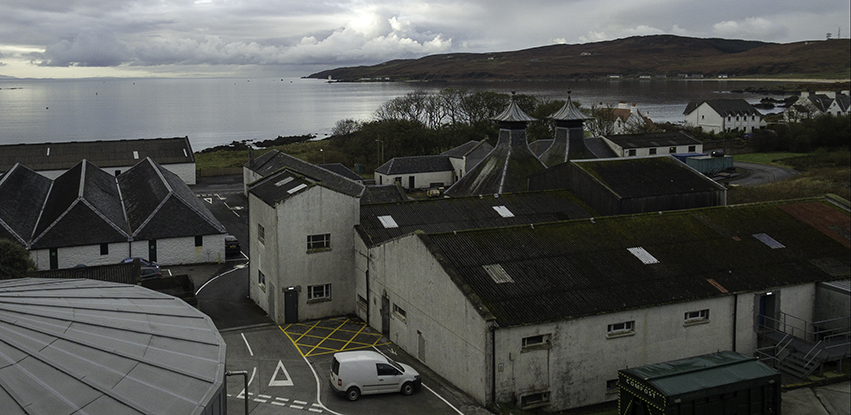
1, 0, 849, 79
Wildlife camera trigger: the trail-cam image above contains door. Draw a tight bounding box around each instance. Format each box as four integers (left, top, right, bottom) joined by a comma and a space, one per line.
375, 363, 401, 392
408, 176, 415, 189
284, 289, 298, 323
148, 239, 157, 262
269, 282, 276, 323
49, 248, 58, 270
381, 294, 390, 335
759, 293, 777, 329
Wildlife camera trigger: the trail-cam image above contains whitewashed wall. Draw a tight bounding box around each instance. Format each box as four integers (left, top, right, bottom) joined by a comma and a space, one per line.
249, 193, 278, 318
375, 171, 454, 189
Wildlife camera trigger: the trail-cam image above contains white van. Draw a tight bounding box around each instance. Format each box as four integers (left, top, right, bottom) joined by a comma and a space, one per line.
329, 350, 421, 401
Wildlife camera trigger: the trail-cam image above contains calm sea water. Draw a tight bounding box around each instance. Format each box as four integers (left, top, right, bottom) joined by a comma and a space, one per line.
0, 77, 784, 151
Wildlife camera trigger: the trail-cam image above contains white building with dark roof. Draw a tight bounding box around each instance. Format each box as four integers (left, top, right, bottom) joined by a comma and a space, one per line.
784, 90, 851, 122
0, 278, 227, 415
0, 158, 226, 270
0, 137, 197, 184
683, 99, 766, 134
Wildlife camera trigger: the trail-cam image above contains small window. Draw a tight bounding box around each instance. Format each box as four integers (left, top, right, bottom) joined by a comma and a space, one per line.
519, 391, 550, 408
628, 149, 636, 157
258, 224, 265, 243
258, 270, 266, 286
195, 235, 203, 247
307, 283, 332, 301
607, 321, 635, 337
393, 303, 407, 322
100, 243, 108, 255
307, 233, 331, 250
668, 147, 676, 154
685, 309, 710, 324
376, 363, 399, 376
649, 148, 657, 155
522, 333, 552, 349
688, 145, 696, 152
606, 379, 618, 394
133, 150, 139, 159
357, 294, 368, 308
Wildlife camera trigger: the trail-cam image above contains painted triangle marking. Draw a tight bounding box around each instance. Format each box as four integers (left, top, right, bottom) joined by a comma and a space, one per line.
204, 197, 213, 204
269, 360, 294, 387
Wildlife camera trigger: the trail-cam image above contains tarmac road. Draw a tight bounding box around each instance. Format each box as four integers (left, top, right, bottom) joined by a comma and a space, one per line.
728, 161, 799, 186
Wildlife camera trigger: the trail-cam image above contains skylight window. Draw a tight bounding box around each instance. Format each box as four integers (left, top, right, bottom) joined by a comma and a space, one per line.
627, 247, 659, 264
287, 184, 307, 194
133, 151, 139, 159
753, 233, 785, 249
378, 215, 399, 229
275, 177, 294, 187
493, 205, 515, 218
483, 264, 514, 284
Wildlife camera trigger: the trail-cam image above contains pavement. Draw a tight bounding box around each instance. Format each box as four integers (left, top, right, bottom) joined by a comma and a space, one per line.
783, 382, 850, 415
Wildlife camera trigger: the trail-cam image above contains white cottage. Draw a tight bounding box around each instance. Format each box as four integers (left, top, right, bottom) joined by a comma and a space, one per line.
683, 99, 766, 134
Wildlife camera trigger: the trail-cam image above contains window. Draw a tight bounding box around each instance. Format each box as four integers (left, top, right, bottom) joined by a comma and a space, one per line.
688, 145, 696, 152
100, 243, 108, 255
258, 270, 266, 286
257, 224, 265, 243
649, 148, 657, 155
357, 294, 368, 309
668, 147, 676, 154
607, 321, 635, 337
376, 363, 400, 376
628, 149, 636, 157
606, 379, 619, 394
685, 309, 710, 324
307, 233, 331, 250
393, 303, 407, 322
307, 283, 332, 301
519, 391, 550, 408
195, 235, 203, 247
522, 333, 552, 349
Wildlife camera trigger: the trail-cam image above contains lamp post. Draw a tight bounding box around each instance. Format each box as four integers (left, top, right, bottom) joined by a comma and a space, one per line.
320, 148, 325, 164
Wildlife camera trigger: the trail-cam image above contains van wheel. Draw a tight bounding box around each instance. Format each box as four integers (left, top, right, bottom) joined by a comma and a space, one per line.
346, 387, 361, 401
401, 382, 415, 396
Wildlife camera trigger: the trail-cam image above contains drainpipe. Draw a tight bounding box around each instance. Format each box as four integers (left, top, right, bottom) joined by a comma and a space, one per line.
489, 320, 499, 405
732, 294, 738, 352
226, 370, 249, 415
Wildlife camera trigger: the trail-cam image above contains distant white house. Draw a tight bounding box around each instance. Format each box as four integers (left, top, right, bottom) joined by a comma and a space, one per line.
683, 99, 766, 134
602, 131, 702, 158
591, 102, 654, 135
373, 140, 494, 190
784, 91, 851, 122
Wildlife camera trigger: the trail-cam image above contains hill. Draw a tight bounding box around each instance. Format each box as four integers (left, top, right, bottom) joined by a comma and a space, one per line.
306, 35, 851, 81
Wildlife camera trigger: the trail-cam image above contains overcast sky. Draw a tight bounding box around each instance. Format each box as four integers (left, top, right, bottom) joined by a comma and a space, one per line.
1, 0, 848, 79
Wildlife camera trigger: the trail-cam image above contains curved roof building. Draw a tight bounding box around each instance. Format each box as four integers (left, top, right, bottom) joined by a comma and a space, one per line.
0, 278, 227, 415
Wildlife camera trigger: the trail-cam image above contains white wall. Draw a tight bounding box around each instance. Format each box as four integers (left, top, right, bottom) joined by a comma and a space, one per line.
685, 102, 724, 134
249, 193, 279, 318
375, 171, 454, 189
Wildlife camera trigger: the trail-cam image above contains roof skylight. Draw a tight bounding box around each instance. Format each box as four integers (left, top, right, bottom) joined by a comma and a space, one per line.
483, 264, 514, 283
493, 205, 515, 218
627, 247, 659, 264
753, 233, 785, 249
287, 183, 307, 194
275, 177, 294, 187
378, 215, 399, 229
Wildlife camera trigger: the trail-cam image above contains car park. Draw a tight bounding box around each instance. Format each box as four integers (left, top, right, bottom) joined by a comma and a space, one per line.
329, 350, 421, 401
122, 257, 162, 279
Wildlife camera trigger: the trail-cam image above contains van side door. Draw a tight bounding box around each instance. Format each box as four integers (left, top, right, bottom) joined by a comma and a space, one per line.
376, 363, 401, 392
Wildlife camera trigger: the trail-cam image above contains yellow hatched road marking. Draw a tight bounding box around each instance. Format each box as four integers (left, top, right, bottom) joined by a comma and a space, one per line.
305, 318, 348, 356
280, 319, 392, 357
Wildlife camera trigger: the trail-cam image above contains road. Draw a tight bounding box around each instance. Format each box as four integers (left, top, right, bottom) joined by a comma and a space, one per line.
728, 161, 799, 186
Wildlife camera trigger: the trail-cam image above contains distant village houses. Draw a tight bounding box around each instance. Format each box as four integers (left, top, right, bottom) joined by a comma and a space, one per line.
784, 90, 851, 122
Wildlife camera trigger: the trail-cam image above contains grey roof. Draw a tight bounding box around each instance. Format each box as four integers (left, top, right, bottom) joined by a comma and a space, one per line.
246, 150, 364, 198
528, 140, 553, 157
583, 137, 619, 158
0, 164, 52, 245
573, 156, 725, 199
421, 198, 851, 327
318, 163, 363, 181
375, 155, 454, 175
549, 97, 589, 121
0, 137, 195, 174
683, 99, 762, 117
0, 278, 226, 415
0, 158, 225, 250
30, 262, 141, 285
361, 185, 409, 205
492, 97, 537, 123
357, 190, 594, 247
605, 131, 700, 149
440, 140, 494, 158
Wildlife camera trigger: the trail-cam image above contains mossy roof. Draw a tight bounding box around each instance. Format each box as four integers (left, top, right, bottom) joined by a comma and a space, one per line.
422, 198, 850, 327
573, 156, 725, 198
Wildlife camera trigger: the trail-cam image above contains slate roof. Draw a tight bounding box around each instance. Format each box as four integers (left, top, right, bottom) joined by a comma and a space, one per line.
357, 190, 594, 247
605, 131, 700, 149
573, 156, 725, 199
375, 155, 454, 175
246, 150, 364, 198
0, 137, 195, 174
549, 97, 589, 121
318, 163, 363, 181
0, 158, 225, 250
422, 198, 851, 327
0, 164, 52, 245
683, 99, 762, 117
0, 278, 226, 415
528, 140, 553, 157
440, 140, 493, 158
583, 137, 619, 158
361, 185, 409, 205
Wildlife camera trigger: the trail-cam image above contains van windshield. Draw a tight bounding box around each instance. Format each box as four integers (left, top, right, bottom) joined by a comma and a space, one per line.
387, 358, 404, 373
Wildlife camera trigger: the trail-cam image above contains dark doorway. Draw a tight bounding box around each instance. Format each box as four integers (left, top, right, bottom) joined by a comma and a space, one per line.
759, 292, 777, 329
408, 176, 415, 189
381, 294, 390, 335
148, 239, 157, 262
284, 289, 298, 323
49, 248, 58, 270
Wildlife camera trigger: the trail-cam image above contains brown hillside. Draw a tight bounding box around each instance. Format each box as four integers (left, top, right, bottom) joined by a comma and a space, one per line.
307, 35, 851, 81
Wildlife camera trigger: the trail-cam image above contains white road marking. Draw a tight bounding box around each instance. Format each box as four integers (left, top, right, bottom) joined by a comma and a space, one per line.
195, 264, 244, 295
296, 347, 345, 415
372, 347, 463, 415
241, 333, 254, 356
269, 360, 294, 387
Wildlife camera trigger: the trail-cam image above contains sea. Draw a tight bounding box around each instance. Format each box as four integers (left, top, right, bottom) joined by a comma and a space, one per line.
0, 77, 788, 151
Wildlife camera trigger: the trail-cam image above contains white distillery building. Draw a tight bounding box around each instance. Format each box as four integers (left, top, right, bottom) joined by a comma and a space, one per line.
0, 158, 226, 270
354, 197, 850, 411
683, 99, 766, 134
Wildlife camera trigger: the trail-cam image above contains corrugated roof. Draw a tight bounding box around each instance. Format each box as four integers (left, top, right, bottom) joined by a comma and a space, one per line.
245, 150, 364, 198
0, 137, 195, 174
573, 156, 725, 199
440, 140, 493, 158
605, 131, 700, 149
318, 163, 363, 181
422, 198, 850, 327
357, 190, 594, 247
0, 278, 226, 415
